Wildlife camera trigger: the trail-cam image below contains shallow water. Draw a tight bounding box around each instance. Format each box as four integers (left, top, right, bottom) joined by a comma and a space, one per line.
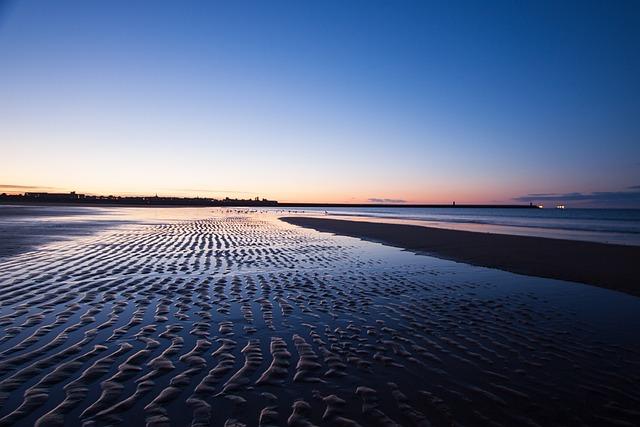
271, 206, 640, 245
0, 207, 639, 426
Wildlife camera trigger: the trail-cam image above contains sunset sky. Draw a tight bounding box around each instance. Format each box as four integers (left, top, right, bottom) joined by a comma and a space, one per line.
1, 1, 639, 206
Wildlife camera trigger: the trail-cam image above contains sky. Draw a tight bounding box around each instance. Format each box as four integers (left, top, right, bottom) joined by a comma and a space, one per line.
1, 0, 639, 206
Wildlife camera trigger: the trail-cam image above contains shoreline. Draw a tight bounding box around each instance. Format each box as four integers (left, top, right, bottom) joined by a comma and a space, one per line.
281, 216, 640, 297
0, 200, 537, 208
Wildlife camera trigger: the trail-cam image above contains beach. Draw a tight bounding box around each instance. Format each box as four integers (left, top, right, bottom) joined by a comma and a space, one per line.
3, 0, 639, 425
0, 207, 639, 426
282, 216, 640, 297
0, 205, 120, 259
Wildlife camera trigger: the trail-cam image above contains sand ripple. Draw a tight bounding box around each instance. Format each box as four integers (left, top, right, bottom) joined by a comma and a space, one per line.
0, 213, 638, 426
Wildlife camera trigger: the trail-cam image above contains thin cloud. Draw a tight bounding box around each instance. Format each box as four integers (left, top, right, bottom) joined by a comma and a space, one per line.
368, 198, 407, 203
0, 184, 58, 190
514, 188, 640, 206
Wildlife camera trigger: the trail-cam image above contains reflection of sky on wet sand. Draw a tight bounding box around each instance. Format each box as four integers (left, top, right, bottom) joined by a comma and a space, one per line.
0, 206, 228, 258
0, 207, 638, 425
299, 225, 640, 344
3, 205, 640, 343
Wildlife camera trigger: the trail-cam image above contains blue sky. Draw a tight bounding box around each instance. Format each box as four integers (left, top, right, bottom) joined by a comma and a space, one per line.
1, 0, 639, 206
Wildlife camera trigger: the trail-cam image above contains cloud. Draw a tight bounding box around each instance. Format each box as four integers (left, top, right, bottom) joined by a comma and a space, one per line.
0, 184, 58, 190
368, 198, 407, 203
514, 187, 640, 207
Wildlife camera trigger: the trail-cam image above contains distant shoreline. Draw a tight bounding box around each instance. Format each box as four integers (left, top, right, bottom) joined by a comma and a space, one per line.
281, 216, 640, 297
0, 200, 538, 209
279, 203, 538, 208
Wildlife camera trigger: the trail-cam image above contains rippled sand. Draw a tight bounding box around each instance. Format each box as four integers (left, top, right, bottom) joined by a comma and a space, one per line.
0, 210, 639, 426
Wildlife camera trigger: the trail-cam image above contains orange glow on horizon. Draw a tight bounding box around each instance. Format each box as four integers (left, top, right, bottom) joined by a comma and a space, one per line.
0, 183, 516, 205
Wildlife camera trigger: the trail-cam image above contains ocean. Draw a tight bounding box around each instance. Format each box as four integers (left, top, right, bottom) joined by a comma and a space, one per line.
274, 207, 640, 245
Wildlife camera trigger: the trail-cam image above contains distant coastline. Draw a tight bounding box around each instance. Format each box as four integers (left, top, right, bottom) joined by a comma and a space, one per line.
0, 191, 538, 208
278, 203, 538, 208
0, 192, 278, 207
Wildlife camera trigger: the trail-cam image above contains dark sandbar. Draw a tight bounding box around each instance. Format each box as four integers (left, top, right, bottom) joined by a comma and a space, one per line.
281, 216, 640, 297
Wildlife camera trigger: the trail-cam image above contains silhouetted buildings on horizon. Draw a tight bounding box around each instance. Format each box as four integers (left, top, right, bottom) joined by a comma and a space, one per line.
0, 191, 541, 208
24, 191, 85, 200
0, 192, 279, 207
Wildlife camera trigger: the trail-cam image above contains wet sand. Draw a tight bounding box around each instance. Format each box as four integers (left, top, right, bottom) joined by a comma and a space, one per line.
0, 205, 117, 259
282, 216, 640, 297
0, 210, 639, 426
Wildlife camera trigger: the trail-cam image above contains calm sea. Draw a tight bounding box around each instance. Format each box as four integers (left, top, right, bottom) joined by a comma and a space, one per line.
276, 207, 640, 246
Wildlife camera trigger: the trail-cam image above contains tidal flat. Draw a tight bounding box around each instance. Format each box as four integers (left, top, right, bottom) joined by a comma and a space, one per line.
0, 207, 638, 426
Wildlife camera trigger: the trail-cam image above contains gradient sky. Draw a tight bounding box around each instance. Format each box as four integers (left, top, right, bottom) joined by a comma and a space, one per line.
1, 1, 639, 206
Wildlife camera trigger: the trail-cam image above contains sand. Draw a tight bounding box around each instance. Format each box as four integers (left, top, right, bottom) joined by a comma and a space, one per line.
0, 205, 117, 259
0, 210, 639, 426
281, 216, 640, 297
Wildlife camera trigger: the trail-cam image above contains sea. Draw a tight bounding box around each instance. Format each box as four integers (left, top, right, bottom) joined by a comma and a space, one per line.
273, 207, 640, 246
